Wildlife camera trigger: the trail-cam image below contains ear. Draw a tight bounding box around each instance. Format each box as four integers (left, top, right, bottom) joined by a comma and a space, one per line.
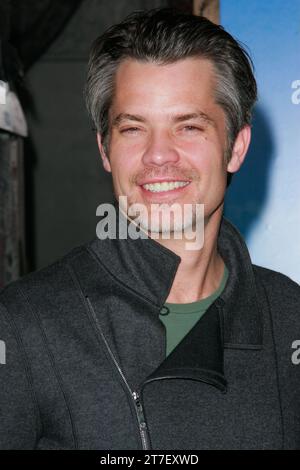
96, 132, 111, 173
227, 125, 251, 173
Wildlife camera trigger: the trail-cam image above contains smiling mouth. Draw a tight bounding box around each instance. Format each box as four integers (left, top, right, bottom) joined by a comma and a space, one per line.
141, 181, 190, 193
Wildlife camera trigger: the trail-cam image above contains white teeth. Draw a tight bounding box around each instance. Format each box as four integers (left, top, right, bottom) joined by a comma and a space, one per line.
142, 181, 190, 192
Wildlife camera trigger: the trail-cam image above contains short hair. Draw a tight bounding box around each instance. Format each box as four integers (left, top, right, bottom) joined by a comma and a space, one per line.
84, 7, 257, 165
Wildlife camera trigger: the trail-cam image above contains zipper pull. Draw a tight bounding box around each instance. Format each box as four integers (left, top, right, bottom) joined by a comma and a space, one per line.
132, 390, 151, 450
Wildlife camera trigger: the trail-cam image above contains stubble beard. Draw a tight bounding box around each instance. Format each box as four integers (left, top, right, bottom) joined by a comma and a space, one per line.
122, 194, 203, 239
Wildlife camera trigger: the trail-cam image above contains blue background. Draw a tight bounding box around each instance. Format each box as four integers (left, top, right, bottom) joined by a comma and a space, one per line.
221, 0, 300, 283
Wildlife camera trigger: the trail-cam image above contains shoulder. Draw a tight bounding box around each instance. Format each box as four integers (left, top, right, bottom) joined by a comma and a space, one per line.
0, 240, 92, 311
252, 264, 300, 300
252, 264, 300, 335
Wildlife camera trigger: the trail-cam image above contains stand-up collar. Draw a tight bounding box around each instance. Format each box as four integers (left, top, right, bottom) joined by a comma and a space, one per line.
90, 203, 181, 308
216, 217, 263, 348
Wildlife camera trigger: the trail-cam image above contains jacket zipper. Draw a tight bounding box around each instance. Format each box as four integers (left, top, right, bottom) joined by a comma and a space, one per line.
132, 390, 152, 450
85, 295, 152, 450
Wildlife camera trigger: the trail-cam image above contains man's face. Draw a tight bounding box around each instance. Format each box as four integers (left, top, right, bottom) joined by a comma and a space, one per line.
98, 57, 238, 233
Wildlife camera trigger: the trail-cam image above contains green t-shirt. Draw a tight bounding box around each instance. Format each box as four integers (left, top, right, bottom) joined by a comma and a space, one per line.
159, 264, 229, 357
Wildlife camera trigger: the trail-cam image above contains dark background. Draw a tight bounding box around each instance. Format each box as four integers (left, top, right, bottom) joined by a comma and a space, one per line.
21, 0, 187, 270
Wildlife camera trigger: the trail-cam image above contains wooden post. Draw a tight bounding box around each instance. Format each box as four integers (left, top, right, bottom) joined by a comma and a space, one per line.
193, 0, 220, 23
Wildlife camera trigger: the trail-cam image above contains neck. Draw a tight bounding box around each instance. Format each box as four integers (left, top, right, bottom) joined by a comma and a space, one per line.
154, 205, 225, 304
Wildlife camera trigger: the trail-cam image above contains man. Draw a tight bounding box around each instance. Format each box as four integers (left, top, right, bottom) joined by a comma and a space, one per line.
0, 8, 299, 450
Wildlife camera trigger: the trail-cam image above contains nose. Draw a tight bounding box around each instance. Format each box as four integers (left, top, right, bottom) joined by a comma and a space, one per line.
142, 129, 180, 167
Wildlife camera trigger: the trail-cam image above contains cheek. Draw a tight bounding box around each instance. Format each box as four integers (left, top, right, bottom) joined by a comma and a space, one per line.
109, 138, 144, 172
183, 138, 223, 173
109, 138, 148, 189
109, 155, 138, 193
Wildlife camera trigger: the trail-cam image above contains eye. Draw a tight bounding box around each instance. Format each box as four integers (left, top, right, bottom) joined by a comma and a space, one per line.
120, 127, 141, 134
182, 125, 202, 132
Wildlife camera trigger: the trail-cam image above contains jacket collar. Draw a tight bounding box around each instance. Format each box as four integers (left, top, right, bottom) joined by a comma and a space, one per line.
91, 202, 181, 308
88, 203, 263, 393
90, 203, 263, 347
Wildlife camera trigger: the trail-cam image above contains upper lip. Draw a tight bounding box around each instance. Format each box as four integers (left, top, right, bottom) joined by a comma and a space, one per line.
138, 177, 191, 186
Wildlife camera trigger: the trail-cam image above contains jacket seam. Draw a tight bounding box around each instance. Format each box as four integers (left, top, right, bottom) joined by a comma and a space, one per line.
224, 343, 263, 350
0, 298, 43, 446
261, 278, 285, 449
216, 301, 225, 350
18, 284, 79, 450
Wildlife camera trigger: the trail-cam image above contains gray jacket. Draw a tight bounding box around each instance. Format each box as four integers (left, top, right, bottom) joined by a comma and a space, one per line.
0, 214, 299, 449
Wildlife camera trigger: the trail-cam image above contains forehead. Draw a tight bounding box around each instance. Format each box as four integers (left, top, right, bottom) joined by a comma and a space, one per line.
111, 57, 217, 112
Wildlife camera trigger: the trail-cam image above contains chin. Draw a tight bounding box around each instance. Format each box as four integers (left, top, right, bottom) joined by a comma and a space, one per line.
138, 205, 197, 236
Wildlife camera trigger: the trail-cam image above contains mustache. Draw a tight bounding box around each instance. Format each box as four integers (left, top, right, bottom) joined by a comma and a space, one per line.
132, 166, 200, 184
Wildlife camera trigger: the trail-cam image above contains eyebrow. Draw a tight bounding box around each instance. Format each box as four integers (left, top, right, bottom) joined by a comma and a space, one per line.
173, 112, 215, 127
112, 111, 216, 128
112, 113, 147, 126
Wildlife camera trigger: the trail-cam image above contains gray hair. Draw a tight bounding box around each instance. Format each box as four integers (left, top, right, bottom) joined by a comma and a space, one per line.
84, 8, 257, 164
